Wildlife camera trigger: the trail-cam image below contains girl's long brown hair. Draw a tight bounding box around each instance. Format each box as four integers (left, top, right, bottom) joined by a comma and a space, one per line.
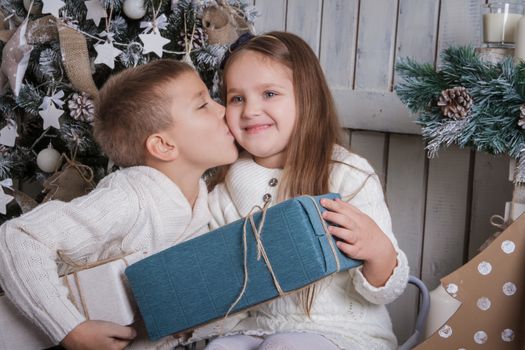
209, 31, 343, 315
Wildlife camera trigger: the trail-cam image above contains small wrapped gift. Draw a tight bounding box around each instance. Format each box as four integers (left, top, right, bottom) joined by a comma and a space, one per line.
0, 251, 146, 350
60, 251, 146, 325
126, 193, 362, 340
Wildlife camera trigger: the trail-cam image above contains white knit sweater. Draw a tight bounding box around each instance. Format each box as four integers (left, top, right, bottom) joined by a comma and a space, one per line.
0, 166, 210, 347
207, 146, 410, 350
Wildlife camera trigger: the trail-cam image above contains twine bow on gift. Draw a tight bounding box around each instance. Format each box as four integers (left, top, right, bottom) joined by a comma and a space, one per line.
225, 196, 341, 318
58, 251, 133, 320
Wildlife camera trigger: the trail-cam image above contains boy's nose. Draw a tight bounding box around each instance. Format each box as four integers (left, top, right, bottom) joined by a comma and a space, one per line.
213, 100, 226, 118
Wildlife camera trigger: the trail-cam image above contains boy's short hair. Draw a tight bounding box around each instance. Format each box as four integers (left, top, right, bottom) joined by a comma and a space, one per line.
94, 59, 194, 167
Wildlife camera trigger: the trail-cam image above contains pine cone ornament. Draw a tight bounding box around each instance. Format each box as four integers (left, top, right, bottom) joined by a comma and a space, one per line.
519, 105, 525, 129
178, 24, 207, 51
68, 92, 95, 123
0, 145, 10, 156
437, 86, 473, 119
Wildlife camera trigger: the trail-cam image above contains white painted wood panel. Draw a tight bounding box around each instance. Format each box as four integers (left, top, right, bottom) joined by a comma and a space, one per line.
253, 0, 287, 34
334, 90, 420, 134
385, 134, 427, 343
436, 0, 483, 64
354, 0, 398, 91
421, 146, 472, 289
349, 131, 387, 186
468, 153, 513, 259
285, 0, 323, 55
394, 0, 440, 84
319, 0, 358, 88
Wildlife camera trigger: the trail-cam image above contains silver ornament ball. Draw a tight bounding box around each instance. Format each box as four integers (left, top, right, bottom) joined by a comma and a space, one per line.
123, 0, 147, 19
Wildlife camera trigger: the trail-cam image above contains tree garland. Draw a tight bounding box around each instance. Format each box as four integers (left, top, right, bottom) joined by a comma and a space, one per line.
396, 46, 525, 180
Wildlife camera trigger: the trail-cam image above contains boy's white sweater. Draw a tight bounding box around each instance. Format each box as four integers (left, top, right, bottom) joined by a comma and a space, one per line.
0, 166, 210, 345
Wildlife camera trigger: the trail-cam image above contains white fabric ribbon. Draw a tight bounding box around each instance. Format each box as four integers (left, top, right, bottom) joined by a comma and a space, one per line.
39, 90, 65, 110
98, 30, 115, 42
0, 178, 13, 188
140, 14, 168, 34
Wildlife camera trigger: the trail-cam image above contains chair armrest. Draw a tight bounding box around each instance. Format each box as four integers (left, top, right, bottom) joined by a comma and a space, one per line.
398, 276, 430, 350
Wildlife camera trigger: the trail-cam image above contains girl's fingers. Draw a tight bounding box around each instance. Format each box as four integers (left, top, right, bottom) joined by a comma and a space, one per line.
335, 240, 359, 258
320, 198, 360, 214
328, 225, 356, 244
322, 210, 355, 230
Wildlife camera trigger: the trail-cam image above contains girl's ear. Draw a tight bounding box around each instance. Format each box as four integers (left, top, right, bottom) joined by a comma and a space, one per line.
145, 133, 179, 161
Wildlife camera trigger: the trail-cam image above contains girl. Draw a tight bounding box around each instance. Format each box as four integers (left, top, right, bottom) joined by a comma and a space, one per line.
205, 32, 409, 350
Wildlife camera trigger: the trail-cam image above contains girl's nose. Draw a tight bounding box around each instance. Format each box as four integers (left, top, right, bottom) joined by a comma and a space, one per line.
242, 99, 261, 118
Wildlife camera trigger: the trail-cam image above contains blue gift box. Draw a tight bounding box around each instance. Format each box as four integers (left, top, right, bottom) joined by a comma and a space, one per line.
125, 193, 362, 340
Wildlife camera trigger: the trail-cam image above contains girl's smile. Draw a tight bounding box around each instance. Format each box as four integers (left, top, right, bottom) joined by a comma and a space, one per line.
243, 123, 273, 134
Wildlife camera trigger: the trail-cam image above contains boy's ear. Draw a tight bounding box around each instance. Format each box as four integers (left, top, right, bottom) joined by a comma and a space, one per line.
145, 133, 179, 161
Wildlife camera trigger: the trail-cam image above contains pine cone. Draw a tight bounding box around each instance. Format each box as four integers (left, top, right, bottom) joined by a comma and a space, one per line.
68, 92, 95, 123
178, 25, 207, 51
437, 87, 473, 119
519, 105, 525, 129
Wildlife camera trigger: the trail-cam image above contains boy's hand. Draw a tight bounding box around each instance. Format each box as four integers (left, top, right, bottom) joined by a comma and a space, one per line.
61, 320, 137, 350
320, 198, 397, 287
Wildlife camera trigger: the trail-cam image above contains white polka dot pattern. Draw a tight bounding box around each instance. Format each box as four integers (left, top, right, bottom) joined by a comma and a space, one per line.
446, 283, 458, 296
474, 330, 488, 344
477, 261, 492, 275
502, 282, 517, 296
476, 297, 491, 311
439, 325, 453, 338
501, 240, 515, 254
501, 329, 514, 342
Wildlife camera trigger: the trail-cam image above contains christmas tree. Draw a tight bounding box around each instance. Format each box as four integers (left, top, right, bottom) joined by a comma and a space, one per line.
0, 0, 257, 224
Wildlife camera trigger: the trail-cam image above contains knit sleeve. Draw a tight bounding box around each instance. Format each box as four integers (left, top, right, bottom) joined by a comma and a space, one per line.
331, 152, 410, 305
0, 174, 140, 343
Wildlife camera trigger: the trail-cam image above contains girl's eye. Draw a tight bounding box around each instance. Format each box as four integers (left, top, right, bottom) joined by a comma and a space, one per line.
263, 91, 277, 99
230, 96, 243, 104
198, 103, 208, 110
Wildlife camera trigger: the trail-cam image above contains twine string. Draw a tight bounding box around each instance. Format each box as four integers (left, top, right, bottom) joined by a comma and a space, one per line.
224, 196, 342, 318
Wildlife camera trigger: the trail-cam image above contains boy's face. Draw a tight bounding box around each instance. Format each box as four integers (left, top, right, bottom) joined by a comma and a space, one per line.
166, 72, 238, 170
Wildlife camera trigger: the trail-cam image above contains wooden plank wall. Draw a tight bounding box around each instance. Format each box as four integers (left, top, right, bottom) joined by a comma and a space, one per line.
251, 0, 514, 343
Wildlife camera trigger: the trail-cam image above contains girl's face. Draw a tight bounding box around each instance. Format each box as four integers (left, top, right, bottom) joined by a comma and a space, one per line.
225, 50, 296, 169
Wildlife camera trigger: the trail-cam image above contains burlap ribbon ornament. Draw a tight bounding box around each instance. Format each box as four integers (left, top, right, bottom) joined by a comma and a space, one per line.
57, 23, 99, 97
26, 15, 58, 44
202, 0, 251, 45
43, 154, 96, 202
1, 14, 98, 97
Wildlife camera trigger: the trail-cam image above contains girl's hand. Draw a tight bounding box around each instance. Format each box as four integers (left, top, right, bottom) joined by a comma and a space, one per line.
61, 320, 136, 350
320, 198, 397, 287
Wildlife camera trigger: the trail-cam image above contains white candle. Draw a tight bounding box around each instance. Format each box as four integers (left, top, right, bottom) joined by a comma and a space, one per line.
515, 16, 525, 60
483, 13, 522, 43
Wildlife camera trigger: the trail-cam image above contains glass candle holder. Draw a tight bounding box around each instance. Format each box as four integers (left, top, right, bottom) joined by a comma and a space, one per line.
482, 2, 524, 46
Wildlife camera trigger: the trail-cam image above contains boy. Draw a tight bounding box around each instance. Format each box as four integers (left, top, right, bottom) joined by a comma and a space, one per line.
0, 59, 238, 349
